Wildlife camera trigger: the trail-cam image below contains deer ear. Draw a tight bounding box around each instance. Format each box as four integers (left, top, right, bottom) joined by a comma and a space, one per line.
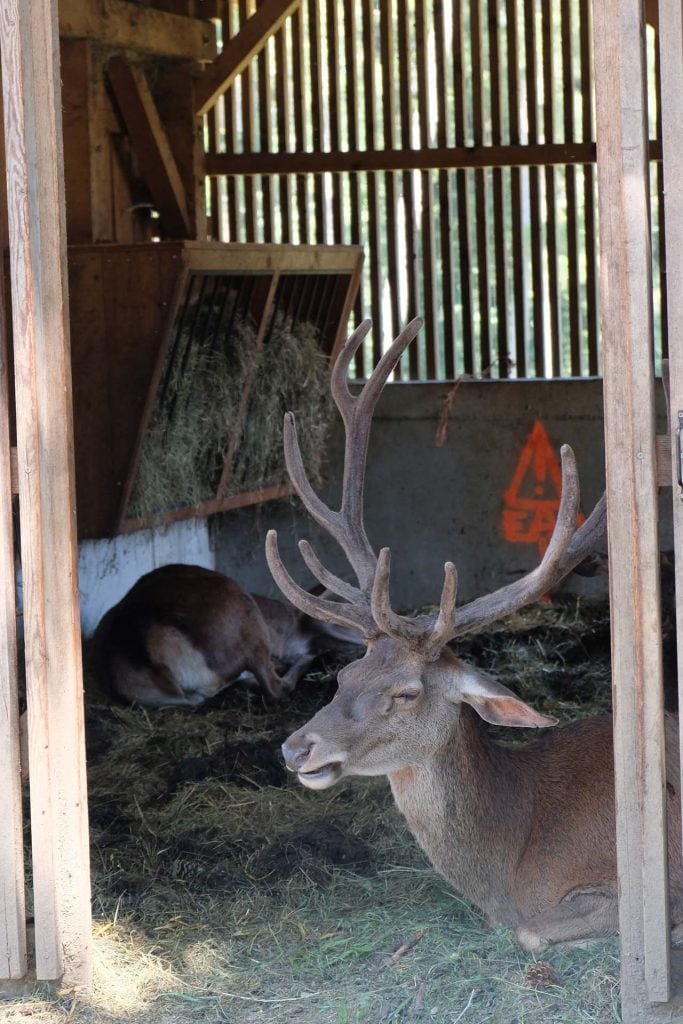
446, 663, 558, 729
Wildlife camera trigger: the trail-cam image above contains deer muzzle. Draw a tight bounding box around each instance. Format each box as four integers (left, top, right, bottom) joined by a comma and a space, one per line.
281, 730, 346, 790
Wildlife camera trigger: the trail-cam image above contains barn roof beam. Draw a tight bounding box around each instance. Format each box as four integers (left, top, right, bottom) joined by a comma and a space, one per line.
205, 140, 663, 177
59, 0, 217, 62
107, 59, 191, 238
195, 0, 300, 117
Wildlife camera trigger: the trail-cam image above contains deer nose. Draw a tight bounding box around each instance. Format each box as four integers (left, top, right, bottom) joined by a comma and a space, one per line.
282, 733, 317, 771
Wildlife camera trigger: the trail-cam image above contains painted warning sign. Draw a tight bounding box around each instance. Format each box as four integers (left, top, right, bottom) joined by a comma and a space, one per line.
502, 421, 583, 559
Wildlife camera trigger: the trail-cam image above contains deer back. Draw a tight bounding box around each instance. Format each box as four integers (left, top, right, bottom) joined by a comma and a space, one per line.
92, 564, 310, 706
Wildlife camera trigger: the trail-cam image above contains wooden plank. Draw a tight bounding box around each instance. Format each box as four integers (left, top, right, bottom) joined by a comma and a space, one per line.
561, 1, 581, 375
59, 0, 217, 62
180, 240, 362, 273
416, 0, 436, 378
579, 0, 598, 376
489, 0, 508, 377
87, 49, 115, 243
453, 0, 473, 374
397, 0, 418, 377
274, 27, 291, 239
257, 36, 273, 241
361, 0, 381, 370
661, 0, 683, 1006
433, 0, 454, 378
204, 139, 627, 176
470, 0, 490, 376
0, 0, 92, 986
308, 0, 325, 242
120, 482, 293, 533
153, 61, 207, 241
344, 0, 363, 337
506, 0, 525, 377
0, 151, 25, 978
195, 0, 300, 116
291, 6, 309, 243
593, 0, 671, 1013
60, 39, 94, 243
380, 0, 400, 365
541, 0, 560, 375
238, 0, 257, 242
524, 0, 544, 376
107, 59, 191, 238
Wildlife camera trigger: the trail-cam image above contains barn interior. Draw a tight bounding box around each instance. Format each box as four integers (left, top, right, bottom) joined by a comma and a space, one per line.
0, 1, 681, 1023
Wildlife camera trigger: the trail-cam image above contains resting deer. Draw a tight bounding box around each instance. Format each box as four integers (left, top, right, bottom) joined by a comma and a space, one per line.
92, 563, 359, 708
268, 318, 683, 951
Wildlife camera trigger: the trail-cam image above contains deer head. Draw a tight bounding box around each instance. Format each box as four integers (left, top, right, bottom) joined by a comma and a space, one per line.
267, 320, 607, 790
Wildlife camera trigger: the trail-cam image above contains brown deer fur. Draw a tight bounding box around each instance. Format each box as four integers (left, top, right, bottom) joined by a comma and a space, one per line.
93, 563, 357, 707
268, 318, 681, 951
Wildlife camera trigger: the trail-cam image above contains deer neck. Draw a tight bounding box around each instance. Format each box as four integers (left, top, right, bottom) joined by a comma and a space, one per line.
387, 705, 534, 926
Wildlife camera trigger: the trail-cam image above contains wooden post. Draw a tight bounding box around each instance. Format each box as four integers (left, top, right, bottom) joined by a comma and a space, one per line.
593, 0, 673, 1017
660, 0, 683, 967
0, 77, 25, 976
0, 0, 92, 988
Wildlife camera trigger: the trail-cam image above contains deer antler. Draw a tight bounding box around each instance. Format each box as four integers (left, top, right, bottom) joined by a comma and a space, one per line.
267, 318, 607, 652
418, 448, 607, 656
266, 318, 423, 639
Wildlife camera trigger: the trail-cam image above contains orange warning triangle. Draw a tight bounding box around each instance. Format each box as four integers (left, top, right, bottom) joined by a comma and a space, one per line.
503, 421, 562, 510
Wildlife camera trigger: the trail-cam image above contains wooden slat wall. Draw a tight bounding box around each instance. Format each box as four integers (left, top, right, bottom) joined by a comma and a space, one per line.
205, 0, 664, 381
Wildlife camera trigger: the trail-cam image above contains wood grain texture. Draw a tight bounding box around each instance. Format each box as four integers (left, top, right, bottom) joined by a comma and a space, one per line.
0, 0, 91, 987
195, 0, 300, 115
107, 59, 190, 238
593, 0, 671, 1012
660, 0, 683, 1009
59, 0, 217, 61
0, 157, 25, 979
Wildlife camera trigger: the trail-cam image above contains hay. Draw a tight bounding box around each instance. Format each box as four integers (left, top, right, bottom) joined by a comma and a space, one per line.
128, 310, 333, 518
12, 600, 621, 1024
129, 317, 258, 517
228, 316, 333, 495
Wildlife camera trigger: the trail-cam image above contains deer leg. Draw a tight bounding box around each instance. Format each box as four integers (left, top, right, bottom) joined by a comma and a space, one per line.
515, 885, 619, 953
281, 653, 317, 690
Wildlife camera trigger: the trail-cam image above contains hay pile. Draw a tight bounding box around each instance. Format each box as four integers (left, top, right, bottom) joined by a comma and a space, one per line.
16, 599, 621, 1024
129, 312, 333, 518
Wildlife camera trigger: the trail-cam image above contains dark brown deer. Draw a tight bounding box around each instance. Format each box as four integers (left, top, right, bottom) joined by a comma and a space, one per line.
268, 318, 683, 952
92, 563, 359, 708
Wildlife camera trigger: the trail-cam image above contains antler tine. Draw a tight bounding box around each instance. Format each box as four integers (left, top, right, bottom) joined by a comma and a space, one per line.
439, 444, 586, 641
265, 530, 376, 635
423, 562, 458, 658
268, 319, 426, 638
335, 317, 424, 589
371, 548, 428, 644
298, 539, 362, 603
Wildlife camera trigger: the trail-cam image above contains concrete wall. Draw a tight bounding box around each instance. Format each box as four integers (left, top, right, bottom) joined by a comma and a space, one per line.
77, 378, 671, 629
213, 378, 620, 609
78, 517, 214, 636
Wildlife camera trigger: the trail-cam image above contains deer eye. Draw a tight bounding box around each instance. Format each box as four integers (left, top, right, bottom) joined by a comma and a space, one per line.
391, 687, 422, 709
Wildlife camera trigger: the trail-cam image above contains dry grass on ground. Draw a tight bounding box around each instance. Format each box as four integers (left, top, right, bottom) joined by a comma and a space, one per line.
3, 599, 624, 1024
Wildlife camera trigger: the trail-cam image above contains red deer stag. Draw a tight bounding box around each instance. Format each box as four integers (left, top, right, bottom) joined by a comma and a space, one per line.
267, 318, 683, 951
93, 564, 358, 708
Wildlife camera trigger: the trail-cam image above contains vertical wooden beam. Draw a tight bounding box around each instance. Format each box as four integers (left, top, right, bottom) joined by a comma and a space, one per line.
0, 74, 25, 978
660, 0, 683, 952
593, 0, 670, 1016
0, 0, 92, 988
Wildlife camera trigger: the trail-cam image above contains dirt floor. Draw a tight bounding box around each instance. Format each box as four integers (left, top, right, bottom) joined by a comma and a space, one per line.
3, 598, 626, 1024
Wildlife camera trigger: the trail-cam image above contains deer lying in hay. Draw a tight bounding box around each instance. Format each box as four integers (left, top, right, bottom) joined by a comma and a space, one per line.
268, 318, 683, 952
93, 564, 358, 707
